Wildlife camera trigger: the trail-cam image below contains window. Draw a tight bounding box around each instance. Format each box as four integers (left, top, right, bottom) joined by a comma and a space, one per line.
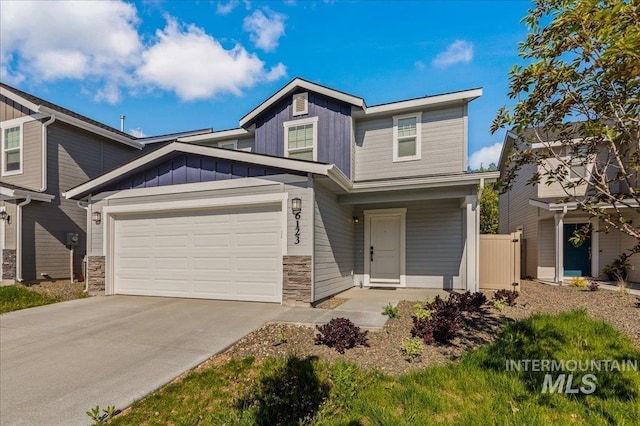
218, 140, 237, 150
284, 117, 318, 161
393, 112, 422, 162
2, 125, 22, 175
292, 92, 308, 116
566, 146, 588, 181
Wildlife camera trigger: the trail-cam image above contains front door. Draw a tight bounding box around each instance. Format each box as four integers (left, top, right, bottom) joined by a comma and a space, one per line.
369, 214, 402, 284
564, 223, 591, 277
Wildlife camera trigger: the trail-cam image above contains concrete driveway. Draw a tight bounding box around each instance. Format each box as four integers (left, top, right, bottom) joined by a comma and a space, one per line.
0, 296, 287, 426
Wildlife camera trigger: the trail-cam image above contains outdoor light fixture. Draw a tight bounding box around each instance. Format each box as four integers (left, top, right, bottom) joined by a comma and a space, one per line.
353, 216, 360, 224
0, 210, 10, 224
92, 211, 102, 225
291, 197, 302, 213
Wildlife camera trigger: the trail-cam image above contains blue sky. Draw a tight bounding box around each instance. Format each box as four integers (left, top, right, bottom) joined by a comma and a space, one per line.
0, 0, 532, 169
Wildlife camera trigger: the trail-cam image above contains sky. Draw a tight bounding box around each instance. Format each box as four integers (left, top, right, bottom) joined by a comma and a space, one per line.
0, 0, 533, 169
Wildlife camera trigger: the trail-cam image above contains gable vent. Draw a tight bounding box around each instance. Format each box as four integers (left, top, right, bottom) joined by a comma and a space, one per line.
292, 92, 309, 116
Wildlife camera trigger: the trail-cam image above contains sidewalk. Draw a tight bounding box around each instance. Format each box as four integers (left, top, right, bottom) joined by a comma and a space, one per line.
273, 287, 448, 329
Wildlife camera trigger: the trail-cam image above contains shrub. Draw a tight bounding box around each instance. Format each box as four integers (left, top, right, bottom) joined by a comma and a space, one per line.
413, 306, 432, 320
381, 303, 400, 319
315, 318, 369, 353
451, 291, 487, 312
410, 316, 434, 345
429, 310, 461, 343
603, 253, 630, 281
588, 281, 599, 292
493, 299, 506, 312
493, 289, 519, 306
400, 337, 423, 362
570, 277, 587, 288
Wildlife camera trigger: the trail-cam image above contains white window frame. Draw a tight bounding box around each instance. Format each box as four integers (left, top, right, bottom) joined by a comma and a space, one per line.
564, 145, 590, 182
283, 116, 318, 161
217, 140, 238, 150
1, 120, 24, 177
292, 92, 309, 117
393, 112, 422, 162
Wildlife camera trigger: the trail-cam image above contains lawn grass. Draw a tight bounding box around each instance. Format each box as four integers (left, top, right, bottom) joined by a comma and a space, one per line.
0, 285, 60, 314
109, 310, 639, 426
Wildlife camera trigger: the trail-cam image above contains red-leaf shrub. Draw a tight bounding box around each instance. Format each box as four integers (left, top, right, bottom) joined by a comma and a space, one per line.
314, 317, 369, 353
411, 317, 434, 344
493, 289, 519, 306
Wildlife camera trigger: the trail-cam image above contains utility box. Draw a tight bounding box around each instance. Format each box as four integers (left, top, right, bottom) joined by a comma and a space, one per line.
66, 232, 79, 247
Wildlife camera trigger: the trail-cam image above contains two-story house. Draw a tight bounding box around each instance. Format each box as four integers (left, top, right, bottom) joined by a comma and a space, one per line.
0, 83, 210, 284
65, 78, 498, 305
498, 128, 640, 283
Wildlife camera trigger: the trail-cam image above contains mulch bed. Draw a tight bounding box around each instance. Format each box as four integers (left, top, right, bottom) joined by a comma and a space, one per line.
224, 280, 640, 375
23, 280, 87, 302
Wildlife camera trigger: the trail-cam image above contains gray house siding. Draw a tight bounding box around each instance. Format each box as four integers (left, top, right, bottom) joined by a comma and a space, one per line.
1, 119, 43, 192
254, 91, 352, 177
353, 199, 465, 289
313, 182, 354, 302
354, 106, 465, 181
19, 122, 139, 280
101, 154, 303, 192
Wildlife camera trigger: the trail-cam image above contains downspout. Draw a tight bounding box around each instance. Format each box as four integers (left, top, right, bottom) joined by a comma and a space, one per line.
16, 196, 32, 282
77, 200, 89, 293
39, 114, 56, 192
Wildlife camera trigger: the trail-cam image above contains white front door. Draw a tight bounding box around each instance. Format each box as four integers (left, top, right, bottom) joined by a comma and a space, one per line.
365, 209, 406, 286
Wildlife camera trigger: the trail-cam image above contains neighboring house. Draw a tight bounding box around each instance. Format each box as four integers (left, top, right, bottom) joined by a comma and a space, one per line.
0, 83, 211, 284
498, 129, 640, 283
65, 78, 498, 305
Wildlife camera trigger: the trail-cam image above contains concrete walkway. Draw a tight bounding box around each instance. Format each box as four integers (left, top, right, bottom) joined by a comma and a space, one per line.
274, 287, 448, 329
0, 296, 286, 426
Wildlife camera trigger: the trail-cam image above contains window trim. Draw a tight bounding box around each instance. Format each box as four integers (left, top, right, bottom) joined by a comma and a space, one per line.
217, 140, 238, 150
283, 116, 318, 161
564, 145, 590, 182
392, 112, 422, 162
1, 121, 24, 176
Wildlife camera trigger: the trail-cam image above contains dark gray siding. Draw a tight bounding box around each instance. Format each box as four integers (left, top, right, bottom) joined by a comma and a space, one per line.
313, 182, 354, 301
102, 154, 304, 191
255, 91, 352, 177
21, 122, 140, 280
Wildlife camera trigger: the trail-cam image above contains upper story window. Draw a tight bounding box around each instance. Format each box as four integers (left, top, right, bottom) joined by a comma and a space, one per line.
393, 112, 422, 162
218, 140, 237, 150
292, 92, 309, 116
566, 146, 589, 181
284, 116, 318, 161
2, 124, 22, 176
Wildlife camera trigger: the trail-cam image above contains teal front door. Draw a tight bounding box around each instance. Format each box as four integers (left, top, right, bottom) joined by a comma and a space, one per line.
564, 223, 591, 277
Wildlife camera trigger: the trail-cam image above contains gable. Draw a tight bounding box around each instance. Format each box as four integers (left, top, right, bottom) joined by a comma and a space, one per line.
1, 94, 36, 121
102, 153, 305, 192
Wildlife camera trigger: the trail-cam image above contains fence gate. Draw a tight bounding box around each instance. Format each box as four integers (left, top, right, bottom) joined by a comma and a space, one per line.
480, 231, 521, 290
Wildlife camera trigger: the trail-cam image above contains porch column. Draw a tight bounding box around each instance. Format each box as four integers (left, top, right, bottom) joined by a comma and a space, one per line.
590, 218, 599, 278
464, 195, 479, 292
554, 211, 566, 283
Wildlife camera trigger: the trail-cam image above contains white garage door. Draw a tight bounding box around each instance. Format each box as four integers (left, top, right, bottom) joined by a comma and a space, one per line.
113, 204, 282, 302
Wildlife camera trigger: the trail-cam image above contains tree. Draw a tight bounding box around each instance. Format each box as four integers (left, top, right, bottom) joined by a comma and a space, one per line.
492, 0, 640, 248
480, 183, 499, 234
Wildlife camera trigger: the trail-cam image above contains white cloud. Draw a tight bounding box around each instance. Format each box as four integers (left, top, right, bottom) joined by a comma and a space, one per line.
243, 9, 286, 52
415, 60, 425, 70
216, 1, 239, 15
432, 40, 473, 69
0, 1, 287, 103
138, 18, 286, 101
469, 142, 503, 170
0, 0, 141, 98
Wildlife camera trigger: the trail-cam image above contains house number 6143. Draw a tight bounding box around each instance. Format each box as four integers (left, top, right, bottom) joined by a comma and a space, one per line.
294, 211, 301, 244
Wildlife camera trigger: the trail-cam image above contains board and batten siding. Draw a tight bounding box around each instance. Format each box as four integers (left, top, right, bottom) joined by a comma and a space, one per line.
254, 91, 352, 177
1, 95, 34, 120
313, 182, 354, 302
354, 199, 465, 289
20, 122, 139, 280
353, 106, 465, 182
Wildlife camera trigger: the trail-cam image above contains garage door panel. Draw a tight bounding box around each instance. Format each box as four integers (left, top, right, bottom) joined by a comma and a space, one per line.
114, 205, 282, 302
